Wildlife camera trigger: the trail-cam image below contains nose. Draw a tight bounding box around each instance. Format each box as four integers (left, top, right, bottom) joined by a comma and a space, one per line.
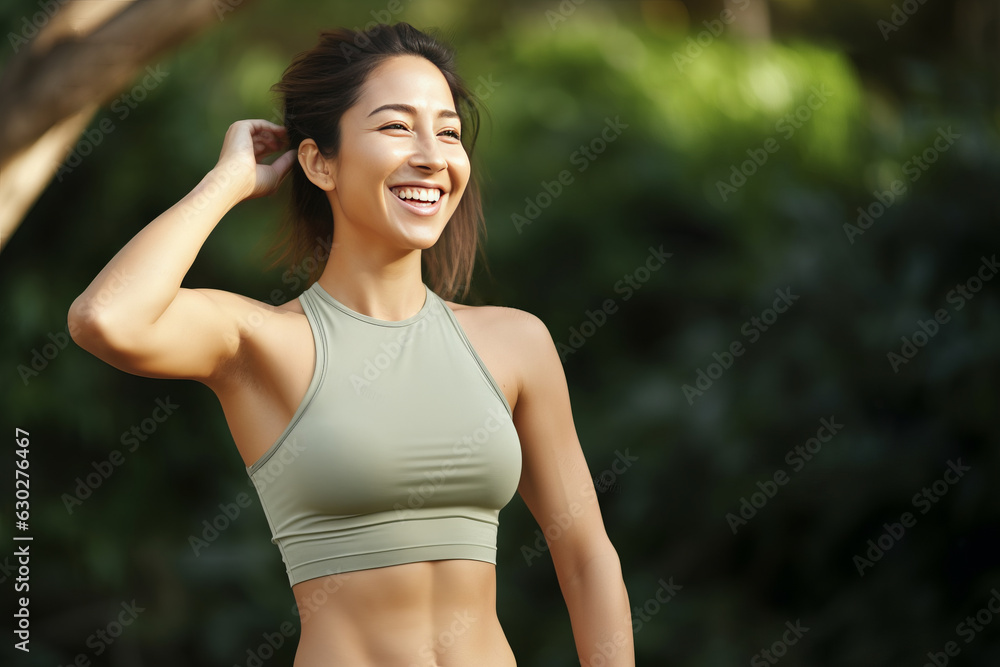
408, 132, 447, 173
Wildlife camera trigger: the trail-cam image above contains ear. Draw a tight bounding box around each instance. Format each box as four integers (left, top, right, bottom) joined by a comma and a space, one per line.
298, 138, 336, 191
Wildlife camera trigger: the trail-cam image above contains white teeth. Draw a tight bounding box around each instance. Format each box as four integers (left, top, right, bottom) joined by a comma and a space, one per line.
391, 186, 441, 203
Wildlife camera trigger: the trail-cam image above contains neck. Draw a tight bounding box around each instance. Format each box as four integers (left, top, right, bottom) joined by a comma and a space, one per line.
315, 232, 427, 322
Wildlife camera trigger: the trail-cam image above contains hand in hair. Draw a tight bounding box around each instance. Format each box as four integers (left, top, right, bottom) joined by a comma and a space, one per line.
216, 119, 295, 201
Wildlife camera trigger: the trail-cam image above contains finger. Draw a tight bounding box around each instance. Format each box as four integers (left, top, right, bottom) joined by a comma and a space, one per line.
253, 129, 286, 153
269, 148, 297, 180
246, 118, 283, 129
248, 119, 287, 137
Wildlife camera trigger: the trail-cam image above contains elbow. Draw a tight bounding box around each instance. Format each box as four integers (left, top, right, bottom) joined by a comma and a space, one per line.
67, 295, 124, 353
554, 534, 622, 585
68, 297, 158, 378
591, 539, 623, 576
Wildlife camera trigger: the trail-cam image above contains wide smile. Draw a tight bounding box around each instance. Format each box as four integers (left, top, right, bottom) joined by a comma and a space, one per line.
387, 185, 445, 217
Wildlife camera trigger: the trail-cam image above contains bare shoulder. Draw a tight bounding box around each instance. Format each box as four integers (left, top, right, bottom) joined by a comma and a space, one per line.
194, 286, 304, 318
441, 298, 555, 405
442, 298, 536, 324
190, 287, 307, 390
442, 298, 550, 349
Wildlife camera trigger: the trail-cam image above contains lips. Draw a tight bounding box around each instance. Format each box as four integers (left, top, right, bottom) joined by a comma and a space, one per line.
389, 185, 444, 201
388, 185, 444, 216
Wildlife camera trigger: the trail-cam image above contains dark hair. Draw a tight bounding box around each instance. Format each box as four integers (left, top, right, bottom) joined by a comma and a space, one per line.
266, 22, 487, 302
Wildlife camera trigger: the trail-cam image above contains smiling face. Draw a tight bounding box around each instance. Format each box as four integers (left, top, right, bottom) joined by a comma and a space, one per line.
301, 54, 471, 253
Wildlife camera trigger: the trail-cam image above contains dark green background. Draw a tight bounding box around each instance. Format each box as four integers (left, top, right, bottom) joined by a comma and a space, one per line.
2, 0, 998, 665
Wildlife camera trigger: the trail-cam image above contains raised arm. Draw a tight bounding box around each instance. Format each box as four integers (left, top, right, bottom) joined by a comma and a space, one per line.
67, 119, 295, 386
510, 310, 635, 667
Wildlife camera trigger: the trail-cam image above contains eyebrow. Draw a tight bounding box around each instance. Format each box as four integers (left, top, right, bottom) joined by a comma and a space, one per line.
367, 103, 460, 121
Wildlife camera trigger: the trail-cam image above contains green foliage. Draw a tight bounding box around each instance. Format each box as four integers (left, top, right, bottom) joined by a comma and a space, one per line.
3, 1, 998, 666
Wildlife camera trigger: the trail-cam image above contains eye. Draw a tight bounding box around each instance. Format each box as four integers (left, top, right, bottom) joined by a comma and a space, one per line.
379, 123, 461, 140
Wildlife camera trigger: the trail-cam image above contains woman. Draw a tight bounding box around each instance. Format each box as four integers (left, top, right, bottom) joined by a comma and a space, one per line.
68, 22, 633, 667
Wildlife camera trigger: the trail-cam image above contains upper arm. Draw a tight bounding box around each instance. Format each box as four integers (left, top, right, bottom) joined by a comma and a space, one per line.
69, 287, 254, 386
509, 309, 616, 573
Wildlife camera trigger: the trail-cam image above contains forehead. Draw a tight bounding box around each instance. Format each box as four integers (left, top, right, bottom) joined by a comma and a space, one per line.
355, 55, 457, 113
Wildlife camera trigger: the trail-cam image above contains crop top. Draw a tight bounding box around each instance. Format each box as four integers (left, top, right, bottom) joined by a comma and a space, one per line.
245, 280, 522, 588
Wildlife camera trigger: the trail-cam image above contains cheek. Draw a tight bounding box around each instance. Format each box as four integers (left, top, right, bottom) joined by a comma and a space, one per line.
452, 158, 472, 197
340, 156, 391, 204
341, 137, 398, 188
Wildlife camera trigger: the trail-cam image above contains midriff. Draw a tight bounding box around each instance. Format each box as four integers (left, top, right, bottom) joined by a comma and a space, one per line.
290, 559, 517, 667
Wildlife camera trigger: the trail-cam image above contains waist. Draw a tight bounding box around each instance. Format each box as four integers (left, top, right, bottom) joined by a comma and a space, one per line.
291, 560, 516, 667
268, 506, 501, 587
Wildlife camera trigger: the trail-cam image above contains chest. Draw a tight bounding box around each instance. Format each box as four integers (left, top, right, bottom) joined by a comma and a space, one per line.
250, 306, 523, 514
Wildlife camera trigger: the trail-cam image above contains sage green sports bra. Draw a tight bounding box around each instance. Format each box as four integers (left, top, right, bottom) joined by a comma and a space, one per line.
245, 280, 522, 588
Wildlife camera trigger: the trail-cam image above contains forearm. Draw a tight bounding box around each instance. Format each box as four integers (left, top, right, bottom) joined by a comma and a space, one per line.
70, 162, 249, 329
557, 547, 635, 667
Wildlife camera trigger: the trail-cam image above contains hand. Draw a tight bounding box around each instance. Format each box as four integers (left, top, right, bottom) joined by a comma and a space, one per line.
214, 119, 295, 202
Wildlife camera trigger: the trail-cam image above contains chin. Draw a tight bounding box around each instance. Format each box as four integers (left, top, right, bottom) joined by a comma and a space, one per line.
408, 231, 447, 251
394, 217, 452, 246
384, 223, 442, 250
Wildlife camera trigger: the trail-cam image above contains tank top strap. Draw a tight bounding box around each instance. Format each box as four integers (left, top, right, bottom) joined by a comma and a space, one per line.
433, 294, 514, 419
